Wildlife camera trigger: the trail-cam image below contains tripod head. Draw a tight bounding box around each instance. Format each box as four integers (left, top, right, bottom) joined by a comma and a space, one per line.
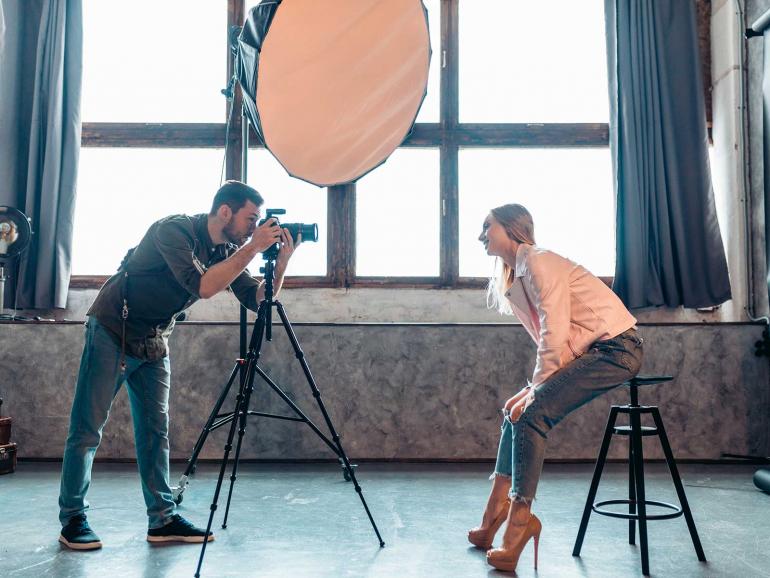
258, 253, 277, 341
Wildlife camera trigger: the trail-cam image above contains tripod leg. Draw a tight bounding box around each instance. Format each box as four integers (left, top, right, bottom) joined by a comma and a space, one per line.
195, 306, 268, 578
220, 301, 269, 530
253, 364, 342, 456
222, 358, 263, 529
194, 371, 249, 578
275, 302, 385, 547
173, 363, 242, 503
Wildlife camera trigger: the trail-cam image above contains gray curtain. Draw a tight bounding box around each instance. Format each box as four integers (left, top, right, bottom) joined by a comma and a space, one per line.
606, 0, 731, 309
0, 0, 82, 309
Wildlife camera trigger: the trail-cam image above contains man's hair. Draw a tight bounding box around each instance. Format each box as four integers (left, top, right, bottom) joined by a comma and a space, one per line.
210, 180, 264, 216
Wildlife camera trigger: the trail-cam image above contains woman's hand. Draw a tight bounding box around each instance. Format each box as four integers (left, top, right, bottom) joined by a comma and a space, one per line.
503, 386, 533, 423
504, 397, 530, 423
503, 386, 530, 411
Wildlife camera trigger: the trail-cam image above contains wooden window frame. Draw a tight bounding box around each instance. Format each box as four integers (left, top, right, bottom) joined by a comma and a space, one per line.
73, 0, 709, 291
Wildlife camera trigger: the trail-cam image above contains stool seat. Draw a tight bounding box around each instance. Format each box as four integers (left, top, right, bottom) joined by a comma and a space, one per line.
622, 375, 674, 387
572, 376, 706, 576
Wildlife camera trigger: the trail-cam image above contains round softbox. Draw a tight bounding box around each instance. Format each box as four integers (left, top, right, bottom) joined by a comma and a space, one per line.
237, 0, 431, 187
0, 207, 32, 262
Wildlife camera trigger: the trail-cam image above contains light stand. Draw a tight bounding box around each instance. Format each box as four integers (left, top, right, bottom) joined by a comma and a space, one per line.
0, 264, 8, 315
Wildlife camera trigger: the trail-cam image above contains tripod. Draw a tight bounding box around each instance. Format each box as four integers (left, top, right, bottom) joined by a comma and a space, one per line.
189, 257, 384, 577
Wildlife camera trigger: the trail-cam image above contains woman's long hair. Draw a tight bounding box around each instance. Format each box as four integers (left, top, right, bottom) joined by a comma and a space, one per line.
486, 204, 536, 315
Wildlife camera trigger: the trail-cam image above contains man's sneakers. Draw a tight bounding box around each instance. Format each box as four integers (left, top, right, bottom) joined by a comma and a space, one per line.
146, 514, 214, 544
59, 514, 103, 550
59, 513, 212, 548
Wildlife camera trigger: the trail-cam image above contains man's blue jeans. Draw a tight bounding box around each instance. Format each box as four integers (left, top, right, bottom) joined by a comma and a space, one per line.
58, 317, 176, 529
494, 329, 644, 501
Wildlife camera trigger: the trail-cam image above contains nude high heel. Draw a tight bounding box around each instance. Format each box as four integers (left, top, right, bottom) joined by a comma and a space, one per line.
486, 513, 542, 572
467, 497, 511, 550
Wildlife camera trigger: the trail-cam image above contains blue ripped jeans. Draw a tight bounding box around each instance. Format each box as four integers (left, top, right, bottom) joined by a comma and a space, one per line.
58, 317, 176, 529
493, 329, 644, 501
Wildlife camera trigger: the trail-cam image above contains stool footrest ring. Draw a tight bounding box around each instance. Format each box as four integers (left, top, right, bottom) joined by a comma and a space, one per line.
613, 425, 658, 436
592, 499, 683, 521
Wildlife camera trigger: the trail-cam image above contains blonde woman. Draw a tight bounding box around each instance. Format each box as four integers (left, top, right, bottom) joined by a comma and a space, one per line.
469, 204, 643, 571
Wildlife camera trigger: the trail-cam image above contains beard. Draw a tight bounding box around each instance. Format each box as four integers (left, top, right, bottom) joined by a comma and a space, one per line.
223, 222, 247, 246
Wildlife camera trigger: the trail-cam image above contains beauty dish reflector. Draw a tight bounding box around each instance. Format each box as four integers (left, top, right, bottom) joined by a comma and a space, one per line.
237, 0, 431, 187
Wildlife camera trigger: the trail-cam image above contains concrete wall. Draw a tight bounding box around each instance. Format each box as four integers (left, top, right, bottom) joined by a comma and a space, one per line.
1, 321, 768, 461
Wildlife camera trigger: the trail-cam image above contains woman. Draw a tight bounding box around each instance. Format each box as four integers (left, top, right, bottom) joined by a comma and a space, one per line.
469, 204, 643, 571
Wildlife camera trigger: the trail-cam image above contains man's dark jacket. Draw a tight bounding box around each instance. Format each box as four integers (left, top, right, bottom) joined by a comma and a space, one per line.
88, 214, 260, 360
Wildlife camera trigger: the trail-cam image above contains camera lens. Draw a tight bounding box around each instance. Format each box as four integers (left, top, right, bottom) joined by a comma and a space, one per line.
284, 223, 318, 243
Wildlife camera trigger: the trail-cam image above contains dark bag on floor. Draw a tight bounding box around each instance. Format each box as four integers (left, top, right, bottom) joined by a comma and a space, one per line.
0, 416, 11, 445
0, 442, 17, 475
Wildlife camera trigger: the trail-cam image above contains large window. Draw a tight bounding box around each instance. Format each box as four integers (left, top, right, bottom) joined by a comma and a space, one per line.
75, 1, 710, 287
73, 148, 224, 275
245, 149, 327, 276
356, 149, 441, 277
81, 1, 226, 122
459, 149, 615, 278
459, 1, 609, 124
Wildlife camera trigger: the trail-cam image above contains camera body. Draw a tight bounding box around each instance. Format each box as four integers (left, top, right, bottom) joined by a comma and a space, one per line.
259, 208, 318, 260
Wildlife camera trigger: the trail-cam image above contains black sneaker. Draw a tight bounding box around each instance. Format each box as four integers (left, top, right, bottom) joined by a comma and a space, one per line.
146, 515, 214, 544
59, 514, 102, 550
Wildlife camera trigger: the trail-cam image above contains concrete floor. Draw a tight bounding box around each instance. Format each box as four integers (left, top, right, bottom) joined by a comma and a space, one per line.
0, 462, 767, 578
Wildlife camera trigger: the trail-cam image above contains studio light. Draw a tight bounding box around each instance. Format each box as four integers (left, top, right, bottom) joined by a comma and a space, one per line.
0, 206, 32, 318
236, 0, 431, 187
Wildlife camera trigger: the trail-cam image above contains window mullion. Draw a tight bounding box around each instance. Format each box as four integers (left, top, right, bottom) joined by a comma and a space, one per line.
441, 0, 458, 127
440, 0, 459, 285
328, 183, 355, 287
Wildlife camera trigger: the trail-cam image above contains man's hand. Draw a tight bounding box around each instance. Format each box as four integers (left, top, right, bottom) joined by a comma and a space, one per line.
247, 218, 282, 253
276, 228, 301, 265
256, 229, 301, 302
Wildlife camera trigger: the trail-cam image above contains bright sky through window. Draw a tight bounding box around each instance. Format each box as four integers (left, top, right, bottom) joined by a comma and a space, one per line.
460, 0, 609, 123
75, 1, 616, 280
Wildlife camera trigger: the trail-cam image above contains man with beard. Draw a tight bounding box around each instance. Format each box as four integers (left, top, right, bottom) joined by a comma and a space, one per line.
58, 181, 299, 550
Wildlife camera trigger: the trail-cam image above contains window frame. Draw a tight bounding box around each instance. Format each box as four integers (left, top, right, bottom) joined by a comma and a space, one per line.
73, 0, 709, 290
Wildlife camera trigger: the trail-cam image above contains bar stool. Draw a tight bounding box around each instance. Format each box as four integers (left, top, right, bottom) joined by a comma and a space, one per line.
572, 375, 707, 575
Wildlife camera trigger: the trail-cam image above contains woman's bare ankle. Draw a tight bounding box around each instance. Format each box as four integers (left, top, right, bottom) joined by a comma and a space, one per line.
500, 501, 533, 547
480, 485, 511, 527
490, 476, 512, 501
507, 498, 532, 525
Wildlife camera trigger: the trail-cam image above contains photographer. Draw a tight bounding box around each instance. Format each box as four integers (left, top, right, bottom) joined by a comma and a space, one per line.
58, 181, 300, 550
